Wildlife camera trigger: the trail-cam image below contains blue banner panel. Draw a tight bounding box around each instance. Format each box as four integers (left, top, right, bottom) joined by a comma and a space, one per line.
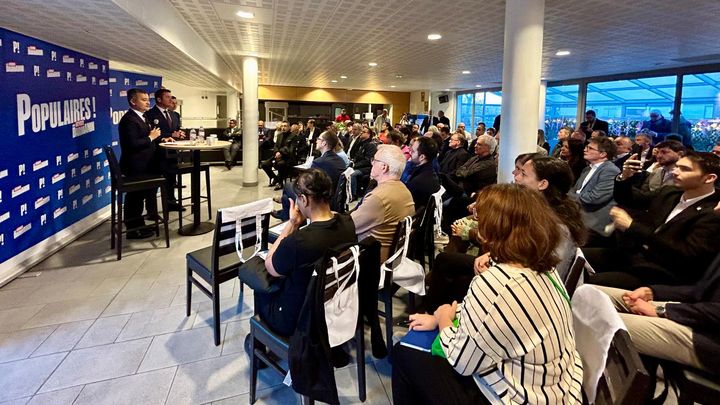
109, 70, 162, 155
0, 28, 112, 264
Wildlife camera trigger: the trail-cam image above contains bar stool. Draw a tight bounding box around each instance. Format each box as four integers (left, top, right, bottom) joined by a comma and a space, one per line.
177, 161, 212, 228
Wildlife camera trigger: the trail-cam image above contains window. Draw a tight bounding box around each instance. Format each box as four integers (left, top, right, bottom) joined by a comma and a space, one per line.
473, 91, 502, 129
545, 84, 579, 149
456, 93, 474, 130
585, 75, 677, 137
680, 72, 720, 151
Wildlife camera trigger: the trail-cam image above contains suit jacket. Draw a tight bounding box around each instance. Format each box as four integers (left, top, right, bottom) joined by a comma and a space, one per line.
571, 160, 620, 235
651, 252, 720, 370
305, 127, 321, 145
453, 154, 497, 194
311, 151, 347, 191
273, 131, 298, 162
349, 138, 377, 174
420, 116, 433, 133
614, 179, 720, 284
118, 109, 156, 177
404, 162, 440, 211
580, 118, 609, 137
439, 147, 470, 175
144, 105, 180, 138
437, 116, 450, 127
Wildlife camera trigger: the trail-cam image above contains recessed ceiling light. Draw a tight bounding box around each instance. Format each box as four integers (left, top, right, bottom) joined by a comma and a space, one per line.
236, 10, 254, 18
390, 85, 396, 88
541, 77, 546, 80
462, 70, 471, 74
368, 62, 378, 67
340, 75, 348, 79
395, 74, 403, 79
475, 84, 482, 88
331, 80, 338, 83
444, 88, 450, 91
555, 50, 571, 56
427, 34, 442, 41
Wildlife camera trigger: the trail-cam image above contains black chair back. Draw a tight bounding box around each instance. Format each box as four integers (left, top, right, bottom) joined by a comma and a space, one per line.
103, 145, 122, 188
564, 250, 586, 298
322, 246, 360, 303
594, 329, 651, 405
331, 171, 350, 213
212, 209, 270, 271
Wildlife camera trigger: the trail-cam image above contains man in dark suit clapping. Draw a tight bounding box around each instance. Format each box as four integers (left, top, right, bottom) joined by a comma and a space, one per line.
118, 88, 162, 239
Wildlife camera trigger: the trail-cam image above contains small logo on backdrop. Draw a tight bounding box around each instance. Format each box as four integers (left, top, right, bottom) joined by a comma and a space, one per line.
102, 65, 106, 73
0, 169, 7, 179
88, 62, 98, 70
27, 45, 43, 56
99, 79, 108, 86
66, 72, 72, 81
53, 206, 67, 219
135, 80, 148, 86
57, 189, 63, 200
35, 196, 50, 209
92, 148, 102, 156
46, 69, 60, 78
70, 168, 76, 178
81, 165, 91, 175
12, 184, 30, 198
0, 211, 9, 224
124, 78, 130, 85
83, 149, 89, 159
13, 223, 32, 239
56, 156, 62, 166
20, 203, 28, 216
76, 74, 87, 82
5, 62, 25, 73
119, 90, 127, 97
105, 185, 112, 193
84, 179, 91, 189
33, 160, 48, 171
72, 200, 78, 210
62, 55, 74, 64
40, 214, 47, 226
18, 164, 26, 176
33, 65, 40, 76
91, 77, 96, 85
51, 172, 66, 184
154, 81, 159, 87
68, 184, 80, 195
79, 58, 84, 68
12, 41, 20, 53
38, 177, 45, 189
94, 175, 103, 184
51, 51, 57, 61
103, 159, 109, 167
0, 190, 2, 203
67, 152, 79, 162
96, 162, 101, 171
109, 77, 117, 83
111, 141, 118, 147
82, 194, 93, 205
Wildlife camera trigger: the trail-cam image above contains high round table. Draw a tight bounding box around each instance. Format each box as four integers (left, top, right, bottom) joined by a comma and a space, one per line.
160, 140, 231, 235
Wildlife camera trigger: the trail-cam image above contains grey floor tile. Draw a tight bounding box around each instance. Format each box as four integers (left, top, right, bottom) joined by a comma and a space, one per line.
0, 287, 36, 310
73, 367, 176, 405
22, 295, 114, 329
31, 320, 93, 357
334, 364, 391, 405
193, 294, 254, 329
213, 385, 300, 405
38, 338, 152, 393
88, 276, 130, 297
0, 353, 66, 402
101, 285, 178, 317
372, 358, 393, 402
220, 320, 251, 356
26, 386, 83, 405
0, 397, 30, 405
0, 327, 55, 363
165, 353, 283, 405
0, 305, 46, 333
116, 306, 197, 342
137, 326, 224, 372
74, 315, 131, 349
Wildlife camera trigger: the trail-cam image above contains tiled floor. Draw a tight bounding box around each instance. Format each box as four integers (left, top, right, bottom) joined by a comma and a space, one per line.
0, 166, 403, 405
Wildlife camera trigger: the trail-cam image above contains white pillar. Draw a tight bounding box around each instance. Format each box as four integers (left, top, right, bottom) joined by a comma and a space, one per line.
538, 80, 547, 130
497, 0, 545, 183
241, 56, 259, 187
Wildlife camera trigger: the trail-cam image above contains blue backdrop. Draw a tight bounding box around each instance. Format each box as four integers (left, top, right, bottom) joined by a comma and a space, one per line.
109, 70, 162, 156
0, 28, 112, 264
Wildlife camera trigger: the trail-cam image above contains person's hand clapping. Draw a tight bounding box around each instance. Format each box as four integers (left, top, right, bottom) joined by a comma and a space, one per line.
609, 206, 633, 231
408, 313, 438, 331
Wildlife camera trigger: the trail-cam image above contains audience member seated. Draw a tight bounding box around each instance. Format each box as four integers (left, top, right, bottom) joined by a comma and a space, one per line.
560, 138, 588, 183
351, 145, 414, 261
537, 129, 550, 153
348, 127, 378, 199
272, 132, 347, 221
570, 129, 587, 144
637, 140, 686, 192
261, 122, 299, 189
388, 130, 411, 160
712, 140, 720, 156
223, 119, 242, 170
613, 136, 633, 170
378, 121, 391, 144
592, 251, 720, 374
586, 152, 720, 289
393, 184, 583, 405
633, 131, 654, 166
403, 137, 440, 212
439, 132, 470, 176
571, 135, 620, 246
551, 126, 573, 157
253, 169, 357, 339
437, 126, 452, 161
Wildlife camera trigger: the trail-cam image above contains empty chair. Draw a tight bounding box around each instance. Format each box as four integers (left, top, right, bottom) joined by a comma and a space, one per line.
186, 199, 272, 345
104, 145, 169, 260
249, 245, 366, 404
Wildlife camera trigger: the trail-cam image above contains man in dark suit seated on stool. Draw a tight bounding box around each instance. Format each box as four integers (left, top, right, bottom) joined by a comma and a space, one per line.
261, 122, 299, 189
586, 152, 720, 290
118, 88, 162, 239
144, 88, 185, 212
271, 132, 347, 220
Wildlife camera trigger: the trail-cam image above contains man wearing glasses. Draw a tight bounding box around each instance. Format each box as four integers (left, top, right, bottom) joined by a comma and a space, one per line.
572, 135, 620, 246
641, 109, 672, 144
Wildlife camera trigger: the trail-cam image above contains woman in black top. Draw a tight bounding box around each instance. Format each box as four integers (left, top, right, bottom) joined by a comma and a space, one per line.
257, 168, 357, 336
560, 138, 588, 184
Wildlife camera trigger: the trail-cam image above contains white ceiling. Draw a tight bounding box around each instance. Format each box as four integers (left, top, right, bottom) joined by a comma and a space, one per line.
3, 0, 720, 92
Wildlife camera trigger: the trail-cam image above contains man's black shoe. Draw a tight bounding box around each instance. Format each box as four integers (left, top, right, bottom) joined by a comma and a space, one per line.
225, 161, 232, 170
127, 229, 154, 240
167, 202, 186, 212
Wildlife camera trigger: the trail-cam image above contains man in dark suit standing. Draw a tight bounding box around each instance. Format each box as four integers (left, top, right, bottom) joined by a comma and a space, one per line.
118, 88, 162, 239
587, 152, 720, 290
145, 88, 184, 211
420, 109, 434, 133
579, 110, 610, 139
437, 110, 450, 127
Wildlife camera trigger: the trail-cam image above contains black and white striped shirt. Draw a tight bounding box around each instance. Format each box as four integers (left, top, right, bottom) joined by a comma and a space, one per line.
439, 263, 584, 404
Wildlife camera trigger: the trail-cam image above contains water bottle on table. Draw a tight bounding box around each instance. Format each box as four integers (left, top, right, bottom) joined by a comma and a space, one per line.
198, 126, 205, 143
189, 129, 197, 141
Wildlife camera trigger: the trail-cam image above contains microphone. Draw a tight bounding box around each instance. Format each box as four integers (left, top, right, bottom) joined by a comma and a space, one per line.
153, 119, 159, 125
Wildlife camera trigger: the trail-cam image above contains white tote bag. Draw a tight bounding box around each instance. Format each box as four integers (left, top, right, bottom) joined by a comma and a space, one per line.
379, 216, 426, 296
324, 246, 361, 348
219, 198, 274, 263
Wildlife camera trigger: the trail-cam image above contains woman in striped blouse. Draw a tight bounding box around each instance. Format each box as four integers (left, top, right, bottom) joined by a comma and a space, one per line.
393, 184, 584, 404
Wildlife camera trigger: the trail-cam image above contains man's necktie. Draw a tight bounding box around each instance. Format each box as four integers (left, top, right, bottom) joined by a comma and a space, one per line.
164, 110, 172, 127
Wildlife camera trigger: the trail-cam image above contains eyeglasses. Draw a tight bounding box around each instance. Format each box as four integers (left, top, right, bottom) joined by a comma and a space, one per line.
585, 145, 600, 152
